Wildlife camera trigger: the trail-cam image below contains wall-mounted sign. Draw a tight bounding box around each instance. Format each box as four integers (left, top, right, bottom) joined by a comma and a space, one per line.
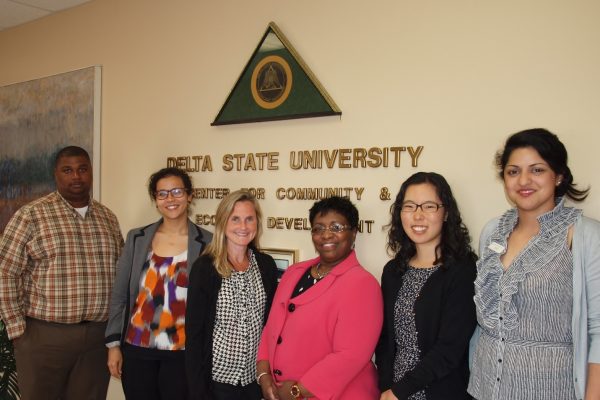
212, 22, 341, 125
166, 146, 424, 172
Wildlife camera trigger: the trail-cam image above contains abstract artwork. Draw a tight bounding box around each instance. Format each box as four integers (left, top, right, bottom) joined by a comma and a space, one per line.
0, 66, 101, 233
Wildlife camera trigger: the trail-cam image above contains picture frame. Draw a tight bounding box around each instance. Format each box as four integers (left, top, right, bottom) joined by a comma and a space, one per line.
262, 247, 299, 281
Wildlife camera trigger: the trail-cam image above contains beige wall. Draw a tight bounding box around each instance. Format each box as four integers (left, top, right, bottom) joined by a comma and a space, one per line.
2, 1, 600, 398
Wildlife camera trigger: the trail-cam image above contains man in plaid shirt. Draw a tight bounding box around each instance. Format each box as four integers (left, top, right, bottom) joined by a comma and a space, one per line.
0, 146, 124, 400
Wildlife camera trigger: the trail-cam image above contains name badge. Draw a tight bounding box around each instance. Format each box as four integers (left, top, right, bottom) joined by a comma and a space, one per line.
488, 242, 505, 254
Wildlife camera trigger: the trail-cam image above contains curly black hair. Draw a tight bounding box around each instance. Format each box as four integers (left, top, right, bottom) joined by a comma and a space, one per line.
147, 167, 193, 201
386, 172, 476, 272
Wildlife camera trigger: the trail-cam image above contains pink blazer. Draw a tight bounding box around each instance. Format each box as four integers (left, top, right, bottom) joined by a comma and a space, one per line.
257, 251, 383, 400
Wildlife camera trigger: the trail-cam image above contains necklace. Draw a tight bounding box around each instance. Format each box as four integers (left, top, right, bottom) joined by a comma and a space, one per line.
228, 256, 249, 272
314, 263, 330, 279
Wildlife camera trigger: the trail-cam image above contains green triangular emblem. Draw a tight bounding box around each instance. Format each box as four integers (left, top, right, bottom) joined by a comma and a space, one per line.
212, 22, 341, 125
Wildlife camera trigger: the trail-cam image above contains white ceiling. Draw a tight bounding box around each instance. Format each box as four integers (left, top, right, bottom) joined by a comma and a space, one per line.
0, 0, 92, 32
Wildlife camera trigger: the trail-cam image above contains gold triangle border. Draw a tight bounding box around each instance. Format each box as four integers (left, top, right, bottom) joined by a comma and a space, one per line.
211, 22, 341, 126
267, 21, 341, 113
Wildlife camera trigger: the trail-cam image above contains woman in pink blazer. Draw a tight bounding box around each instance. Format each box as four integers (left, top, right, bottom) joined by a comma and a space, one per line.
257, 196, 383, 400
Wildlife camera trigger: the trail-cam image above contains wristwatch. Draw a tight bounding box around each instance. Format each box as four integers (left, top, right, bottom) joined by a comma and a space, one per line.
290, 383, 301, 399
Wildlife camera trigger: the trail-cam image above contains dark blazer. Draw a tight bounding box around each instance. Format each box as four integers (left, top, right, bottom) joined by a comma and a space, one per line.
375, 257, 477, 400
185, 249, 278, 400
105, 219, 212, 344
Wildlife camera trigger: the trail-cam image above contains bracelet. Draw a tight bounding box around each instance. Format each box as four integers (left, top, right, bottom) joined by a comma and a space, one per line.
256, 371, 269, 384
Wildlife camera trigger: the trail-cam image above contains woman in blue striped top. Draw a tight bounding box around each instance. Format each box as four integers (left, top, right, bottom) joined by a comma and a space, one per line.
468, 128, 600, 400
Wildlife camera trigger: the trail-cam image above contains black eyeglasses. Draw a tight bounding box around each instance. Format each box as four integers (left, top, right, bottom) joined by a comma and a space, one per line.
400, 201, 444, 213
155, 188, 186, 200
311, 223, 352, 235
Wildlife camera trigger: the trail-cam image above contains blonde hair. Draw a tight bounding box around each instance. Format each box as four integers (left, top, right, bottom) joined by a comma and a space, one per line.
202, 190, 263, 278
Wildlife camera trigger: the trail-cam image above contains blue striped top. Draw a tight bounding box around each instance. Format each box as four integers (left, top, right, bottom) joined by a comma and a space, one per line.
469, 199, 581, 400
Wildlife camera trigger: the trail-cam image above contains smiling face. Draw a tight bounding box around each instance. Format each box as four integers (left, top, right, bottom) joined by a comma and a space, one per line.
54, 155, 92, 207
154, 175, 192, 221
225, 200, 258, 251
311, 210, 357, 269
503, 146, 561, 217
400, 183, 446, 256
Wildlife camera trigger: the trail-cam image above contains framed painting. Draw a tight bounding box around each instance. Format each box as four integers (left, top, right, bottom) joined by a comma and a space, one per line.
0, 66, 101, 233
263, 247, 299, 281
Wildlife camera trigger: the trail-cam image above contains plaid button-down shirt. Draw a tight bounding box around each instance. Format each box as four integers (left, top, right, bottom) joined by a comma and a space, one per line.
0, 191, 124, 339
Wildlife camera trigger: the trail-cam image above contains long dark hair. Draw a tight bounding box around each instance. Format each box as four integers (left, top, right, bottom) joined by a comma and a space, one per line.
386, 172, 476, 272
496, 128, 589, 201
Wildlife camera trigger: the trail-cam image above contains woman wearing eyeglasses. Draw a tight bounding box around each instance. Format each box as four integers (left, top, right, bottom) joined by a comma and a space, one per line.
105, 167, 212, 399
376, 172, 477, 400
256, 196, 383, 400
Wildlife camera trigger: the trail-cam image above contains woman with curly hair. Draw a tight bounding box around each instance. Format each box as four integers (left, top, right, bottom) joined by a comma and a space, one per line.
376, 172, 477, 400
106, 167, 213, 399
468, 129, 600, 400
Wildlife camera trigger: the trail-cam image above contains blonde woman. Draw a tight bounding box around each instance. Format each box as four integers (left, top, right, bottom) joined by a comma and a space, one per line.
185, 190, 278, 400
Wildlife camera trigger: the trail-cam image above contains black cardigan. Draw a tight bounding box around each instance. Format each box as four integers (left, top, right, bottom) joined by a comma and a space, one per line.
375, 258, 477, 400
184, 250, 278, 400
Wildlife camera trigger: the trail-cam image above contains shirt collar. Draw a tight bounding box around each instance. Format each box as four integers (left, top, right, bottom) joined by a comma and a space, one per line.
55, 191, 93, 215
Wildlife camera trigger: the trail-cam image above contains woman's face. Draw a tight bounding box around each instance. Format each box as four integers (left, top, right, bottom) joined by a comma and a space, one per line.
154, 176, 191, 221
400, 183, 446, 252
225, 200, 258, 250
503, 146, 561, 216
311, 210, 357, 269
